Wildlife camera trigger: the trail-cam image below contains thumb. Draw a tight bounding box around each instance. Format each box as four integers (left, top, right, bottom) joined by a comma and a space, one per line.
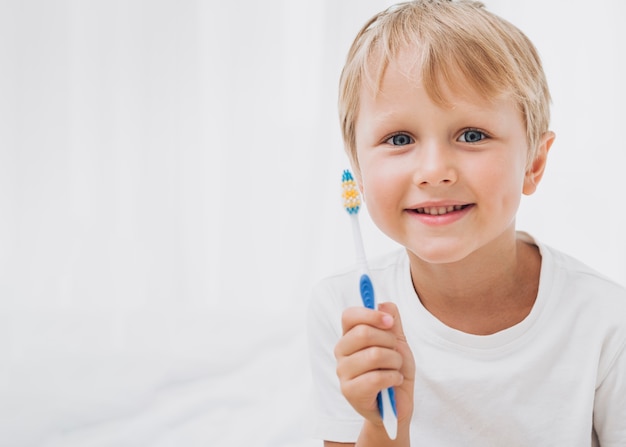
378, 301, 415, 381
378, 301, 406, 340
378, 301, 416, 415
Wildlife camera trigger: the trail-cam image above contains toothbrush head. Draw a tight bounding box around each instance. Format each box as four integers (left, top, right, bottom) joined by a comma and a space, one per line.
341, 169, 361, 215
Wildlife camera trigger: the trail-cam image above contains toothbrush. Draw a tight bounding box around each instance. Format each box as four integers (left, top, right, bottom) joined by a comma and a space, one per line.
341, 169, 398, 440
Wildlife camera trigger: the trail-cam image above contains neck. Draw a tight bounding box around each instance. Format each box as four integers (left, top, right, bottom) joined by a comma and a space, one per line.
408, 232, 541, 335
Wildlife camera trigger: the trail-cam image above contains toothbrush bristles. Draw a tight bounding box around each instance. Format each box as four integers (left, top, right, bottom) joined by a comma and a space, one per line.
341, 170, 361, 215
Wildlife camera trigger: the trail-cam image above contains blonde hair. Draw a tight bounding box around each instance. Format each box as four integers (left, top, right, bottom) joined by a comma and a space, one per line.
339, 0, 551, 172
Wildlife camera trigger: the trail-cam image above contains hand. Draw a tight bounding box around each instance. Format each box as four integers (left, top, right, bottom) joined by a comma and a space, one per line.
334, 302, 416, 428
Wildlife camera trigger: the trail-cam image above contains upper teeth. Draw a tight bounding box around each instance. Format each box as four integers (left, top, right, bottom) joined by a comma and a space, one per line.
416, 205, 465, 215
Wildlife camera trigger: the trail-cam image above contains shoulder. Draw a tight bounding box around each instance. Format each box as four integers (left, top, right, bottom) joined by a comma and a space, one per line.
524, 231, 626, 339
533, 235, 626, 375
539, 239, 626, 305
517, 231, 626, 304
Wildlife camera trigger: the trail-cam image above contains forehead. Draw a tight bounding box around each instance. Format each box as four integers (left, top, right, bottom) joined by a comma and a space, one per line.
361, 46, 506, 111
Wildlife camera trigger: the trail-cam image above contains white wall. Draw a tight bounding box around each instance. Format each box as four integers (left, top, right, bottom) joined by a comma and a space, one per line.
0, 1, 624, 446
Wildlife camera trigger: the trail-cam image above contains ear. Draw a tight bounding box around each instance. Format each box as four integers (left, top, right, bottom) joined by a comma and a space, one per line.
523, 131, 555, 195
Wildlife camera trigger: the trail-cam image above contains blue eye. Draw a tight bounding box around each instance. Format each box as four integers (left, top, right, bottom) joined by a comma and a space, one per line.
458, 129, 486, 143
386, 133, 413, 146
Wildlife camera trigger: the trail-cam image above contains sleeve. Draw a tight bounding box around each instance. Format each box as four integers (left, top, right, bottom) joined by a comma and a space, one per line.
593, 337, 626, 446
306, 279, 363, 443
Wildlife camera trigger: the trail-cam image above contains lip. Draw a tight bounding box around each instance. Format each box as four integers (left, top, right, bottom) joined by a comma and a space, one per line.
407, 200, 471, 209
405, 201, 475, 226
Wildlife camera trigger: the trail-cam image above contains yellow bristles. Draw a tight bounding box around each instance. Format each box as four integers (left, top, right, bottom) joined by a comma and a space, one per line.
341, 170, 361, 214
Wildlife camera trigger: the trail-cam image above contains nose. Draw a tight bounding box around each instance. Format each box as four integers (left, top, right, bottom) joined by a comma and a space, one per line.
413, 140, 457, 187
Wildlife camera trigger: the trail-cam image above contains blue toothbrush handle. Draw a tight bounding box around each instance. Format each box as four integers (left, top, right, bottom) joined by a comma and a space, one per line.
377, 387, 398, 420
359, 274, 398, 439
359, 274, 376, 309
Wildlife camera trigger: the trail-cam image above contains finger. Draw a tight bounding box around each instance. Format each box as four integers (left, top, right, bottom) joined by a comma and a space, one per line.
340, 369, 405, 408
336, 345, 403, 381
335, 323, 397, 360
378, 301, 416, 381
341, 306, 394, 335
378, 302, 406, 341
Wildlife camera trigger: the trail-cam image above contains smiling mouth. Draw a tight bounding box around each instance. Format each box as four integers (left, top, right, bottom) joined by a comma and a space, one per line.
413, 204, 472, 216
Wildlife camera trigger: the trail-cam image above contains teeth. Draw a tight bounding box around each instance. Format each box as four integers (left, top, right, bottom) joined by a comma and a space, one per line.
416, 205, 467, 215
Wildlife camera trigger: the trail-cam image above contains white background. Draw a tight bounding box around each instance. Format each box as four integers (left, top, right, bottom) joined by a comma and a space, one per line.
1, 1, 625, 446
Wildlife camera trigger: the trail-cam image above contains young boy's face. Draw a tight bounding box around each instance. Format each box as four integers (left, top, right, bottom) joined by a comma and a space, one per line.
353, 49, 547, 265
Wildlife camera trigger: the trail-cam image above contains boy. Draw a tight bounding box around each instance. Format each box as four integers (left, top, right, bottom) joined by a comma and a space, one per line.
308, 1, 626, 446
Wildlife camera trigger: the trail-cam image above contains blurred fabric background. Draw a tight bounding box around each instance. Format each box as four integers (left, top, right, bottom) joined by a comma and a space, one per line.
1, 1, 624, 446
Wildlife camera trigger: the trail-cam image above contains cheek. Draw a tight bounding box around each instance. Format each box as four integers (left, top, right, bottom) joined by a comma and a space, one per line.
483, 156, 526, 209
360, 159, 409, 222
361, 173, 392, 212
360, 157, 399, 198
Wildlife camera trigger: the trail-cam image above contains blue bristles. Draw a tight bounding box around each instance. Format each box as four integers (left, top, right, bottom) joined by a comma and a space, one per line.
341, 170, 361, 215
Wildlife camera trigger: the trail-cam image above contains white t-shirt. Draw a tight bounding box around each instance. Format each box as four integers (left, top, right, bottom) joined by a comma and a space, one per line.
307, 233, 626, 446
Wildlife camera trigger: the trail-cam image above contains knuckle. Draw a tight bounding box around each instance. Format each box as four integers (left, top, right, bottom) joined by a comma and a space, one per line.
339, 380, 348, 396
335, 357, 348, 379
340, 308, 352, 323
333, 343, 342, 360
339, 379, 356, 399
342, 306, 360, 320
354, 324, 372, 342
367, 346, 385, 364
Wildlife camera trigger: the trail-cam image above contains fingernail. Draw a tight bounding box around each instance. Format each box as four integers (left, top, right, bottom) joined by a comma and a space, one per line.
382, 314, 394, 327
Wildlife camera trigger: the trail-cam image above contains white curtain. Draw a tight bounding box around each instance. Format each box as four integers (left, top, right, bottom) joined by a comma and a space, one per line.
1, 1, 624, 446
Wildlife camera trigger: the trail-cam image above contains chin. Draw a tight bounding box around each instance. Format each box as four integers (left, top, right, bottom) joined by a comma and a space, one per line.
404, 238, 478, 265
